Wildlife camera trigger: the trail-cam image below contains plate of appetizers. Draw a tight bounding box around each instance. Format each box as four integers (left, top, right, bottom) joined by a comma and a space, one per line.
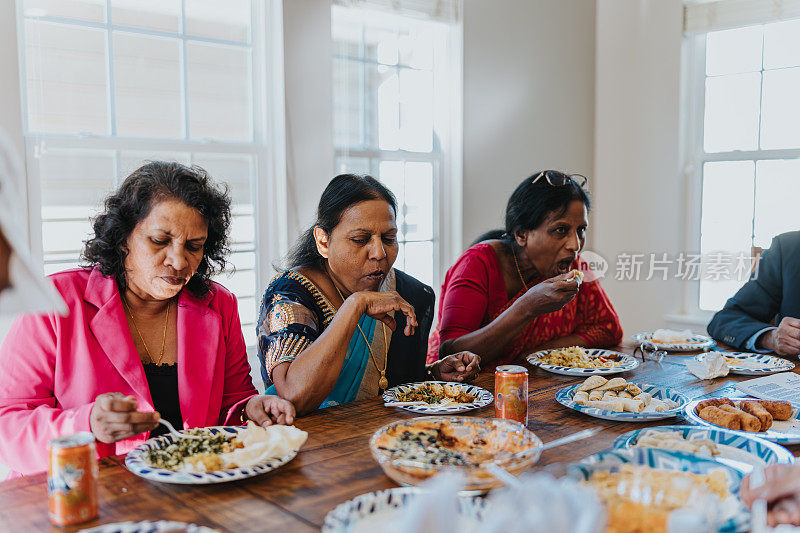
369, 416, 542, 492
613, 425, 795, 473
526, 346, 639, 376
321, 487, 487, 532
125, 422, 307, 484
684, 397, 800, 444
555, 376, 687, 421
632, 329, 716, 351
569, 447, 749, 533
383, 381, 493, 414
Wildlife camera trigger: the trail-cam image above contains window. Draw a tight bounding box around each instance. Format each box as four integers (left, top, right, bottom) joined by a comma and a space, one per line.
18, 0, 265, 347
691, 19, 800, 311
331, 4, 458, 289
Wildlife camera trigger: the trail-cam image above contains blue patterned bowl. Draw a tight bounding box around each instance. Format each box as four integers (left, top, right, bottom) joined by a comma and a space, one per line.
125, 425, 300, 484
632, 332, 716, 352
526, 348, 640, 376
569, 448, 749, 533
556, 382, 688, 421
613, 425, 795, 473
382, 381, 493, 414
684, 398, 800, 445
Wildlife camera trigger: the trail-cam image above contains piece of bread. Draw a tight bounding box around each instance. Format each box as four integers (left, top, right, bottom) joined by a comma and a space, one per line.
756, 400, 793, 421
597, 377, 627, 392
718, 404, 762, 432
577, 376, 608, 392
699, 406, 741, 430
738, 401, 773, 431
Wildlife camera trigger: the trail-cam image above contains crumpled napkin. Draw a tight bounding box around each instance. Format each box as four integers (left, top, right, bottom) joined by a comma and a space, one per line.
686, 351, 729, 380
387, 472, 605, 533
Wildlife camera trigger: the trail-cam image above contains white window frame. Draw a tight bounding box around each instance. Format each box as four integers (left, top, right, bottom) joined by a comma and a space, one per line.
682, 23, 800, 320
14, 0, 288, 346
330, 6, 463, 292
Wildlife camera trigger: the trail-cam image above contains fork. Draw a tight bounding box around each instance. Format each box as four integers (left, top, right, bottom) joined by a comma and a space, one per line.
158, 418, 204, 440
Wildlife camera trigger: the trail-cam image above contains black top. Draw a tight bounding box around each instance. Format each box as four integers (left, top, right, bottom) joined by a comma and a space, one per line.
143, 363, 183, 438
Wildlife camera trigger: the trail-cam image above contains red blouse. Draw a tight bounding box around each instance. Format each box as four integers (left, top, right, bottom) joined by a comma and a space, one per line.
427, 243, 623, 370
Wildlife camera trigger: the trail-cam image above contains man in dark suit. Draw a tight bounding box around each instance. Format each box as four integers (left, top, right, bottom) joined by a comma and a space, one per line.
708, 231, 800, 356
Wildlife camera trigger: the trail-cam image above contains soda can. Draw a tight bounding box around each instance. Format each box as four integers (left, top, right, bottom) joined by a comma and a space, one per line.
47, 432, 99, 527
494, 365, 529, 425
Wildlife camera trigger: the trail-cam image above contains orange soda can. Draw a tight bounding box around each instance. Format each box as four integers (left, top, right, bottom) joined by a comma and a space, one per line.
47, 432, 99, 527
494, 365, 529, 425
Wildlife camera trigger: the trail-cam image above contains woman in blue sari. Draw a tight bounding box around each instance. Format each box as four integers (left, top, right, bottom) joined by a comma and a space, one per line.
257, 174, 480, 414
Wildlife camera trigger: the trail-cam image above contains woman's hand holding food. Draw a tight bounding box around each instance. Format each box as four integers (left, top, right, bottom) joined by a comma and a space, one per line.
518, 272, 580, 317
431, 351, 481, 382
89, 392, 159, 443
245, 395, 296, 427
741, 464, 800, 525
352, 290, 418, 336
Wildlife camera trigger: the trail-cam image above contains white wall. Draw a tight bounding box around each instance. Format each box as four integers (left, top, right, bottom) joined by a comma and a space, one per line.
282, 0, 334, 248
461, 0, 597, 249
592, 0, 686, 335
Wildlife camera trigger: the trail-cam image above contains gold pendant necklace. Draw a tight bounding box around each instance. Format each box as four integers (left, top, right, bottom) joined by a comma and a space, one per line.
332, 282, 389, 391
122, 295, 171, 365
513, 248, 529, 291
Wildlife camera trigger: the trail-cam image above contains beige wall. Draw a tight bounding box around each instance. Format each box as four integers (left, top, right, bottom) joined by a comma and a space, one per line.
282, 0, 334, 249
461, 0, 597, 249
592, 0, 685, 335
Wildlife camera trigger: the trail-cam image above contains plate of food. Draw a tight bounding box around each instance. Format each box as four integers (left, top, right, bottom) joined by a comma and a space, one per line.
125, 422, 307, 484
555, 376, 687, 421
712, 351, 796, 375
382, 381, 493, 414
369, 416, 542, 492
612, 425, 795, 473
685, 398, 800, 444
321, 487, 487, 532
569, 447, 749, 533
632, 329, 716, 352
526, 346, 639, 376
79, 522, 219, 533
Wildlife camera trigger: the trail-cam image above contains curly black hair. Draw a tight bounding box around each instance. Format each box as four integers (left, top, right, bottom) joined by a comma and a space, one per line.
82, 161, 232, 298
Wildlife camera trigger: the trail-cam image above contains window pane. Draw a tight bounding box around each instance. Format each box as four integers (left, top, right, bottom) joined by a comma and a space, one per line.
118, 151, 190, 179
699, 161, 755, 311
24, 0, 105, 22
110, 0, 180, 33
237, 296, 256, 325
763, 19, 800, 70
215, 268, 255, 298
377, 68, 400, 151
379, 161, 405, 239
25, 21, 109, 135
113, 32, 182, 138
230, 213, 255, 245
402, 241, 433, 286
399, 69, 433, 152
754, 159, 800, 248
185, 0, 250, 43
760, 68, 800, 150
335, 155, 371, 175
333, 57, 364, 148
191, 153, 254, 205
39, 149, 115, 212
706, 25, 763, 76
703, 73, 761, 153
403, 162, 433, 241
187, 42, 252, 142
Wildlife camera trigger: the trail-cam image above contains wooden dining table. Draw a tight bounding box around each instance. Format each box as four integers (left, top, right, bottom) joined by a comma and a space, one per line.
1, 341, 796, 532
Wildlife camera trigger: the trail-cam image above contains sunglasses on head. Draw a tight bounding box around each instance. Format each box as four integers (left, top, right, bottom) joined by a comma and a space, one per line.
531, 170, 589, 188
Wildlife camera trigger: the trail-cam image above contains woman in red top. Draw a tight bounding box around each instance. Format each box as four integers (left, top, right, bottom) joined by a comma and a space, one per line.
428, 170, 623, 370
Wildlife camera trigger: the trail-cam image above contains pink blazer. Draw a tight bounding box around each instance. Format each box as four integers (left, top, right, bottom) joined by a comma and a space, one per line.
0, 267, 258, 477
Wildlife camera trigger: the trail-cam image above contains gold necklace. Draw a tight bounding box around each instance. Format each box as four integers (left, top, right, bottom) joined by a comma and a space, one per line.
512, 248, 529, 291
332, 282, 390, 390
122, 295, 171, 365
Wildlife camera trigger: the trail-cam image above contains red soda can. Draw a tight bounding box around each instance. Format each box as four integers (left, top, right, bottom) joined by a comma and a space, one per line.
494, 365, 529, 425
47, 432, 99, 526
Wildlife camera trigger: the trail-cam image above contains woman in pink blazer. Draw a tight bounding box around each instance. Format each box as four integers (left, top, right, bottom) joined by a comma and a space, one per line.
0, 162, 294, 477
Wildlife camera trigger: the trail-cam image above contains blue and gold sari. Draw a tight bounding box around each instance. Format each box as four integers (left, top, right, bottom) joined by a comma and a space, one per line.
258, 270, 394, 407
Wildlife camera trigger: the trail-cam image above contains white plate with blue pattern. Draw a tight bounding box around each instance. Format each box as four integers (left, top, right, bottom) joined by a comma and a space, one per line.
685, 398, 800, 445
382, 381, 493, 414
322, 487, 487, 532
712, 351, 796, 375
125, 425, 300, 484
569, 448, 749, 533
79, 522, 219, 533
526, 349, 639, 376
555, 383, 688, 421
613, 425, 795, 473
632, 331, 716, 352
